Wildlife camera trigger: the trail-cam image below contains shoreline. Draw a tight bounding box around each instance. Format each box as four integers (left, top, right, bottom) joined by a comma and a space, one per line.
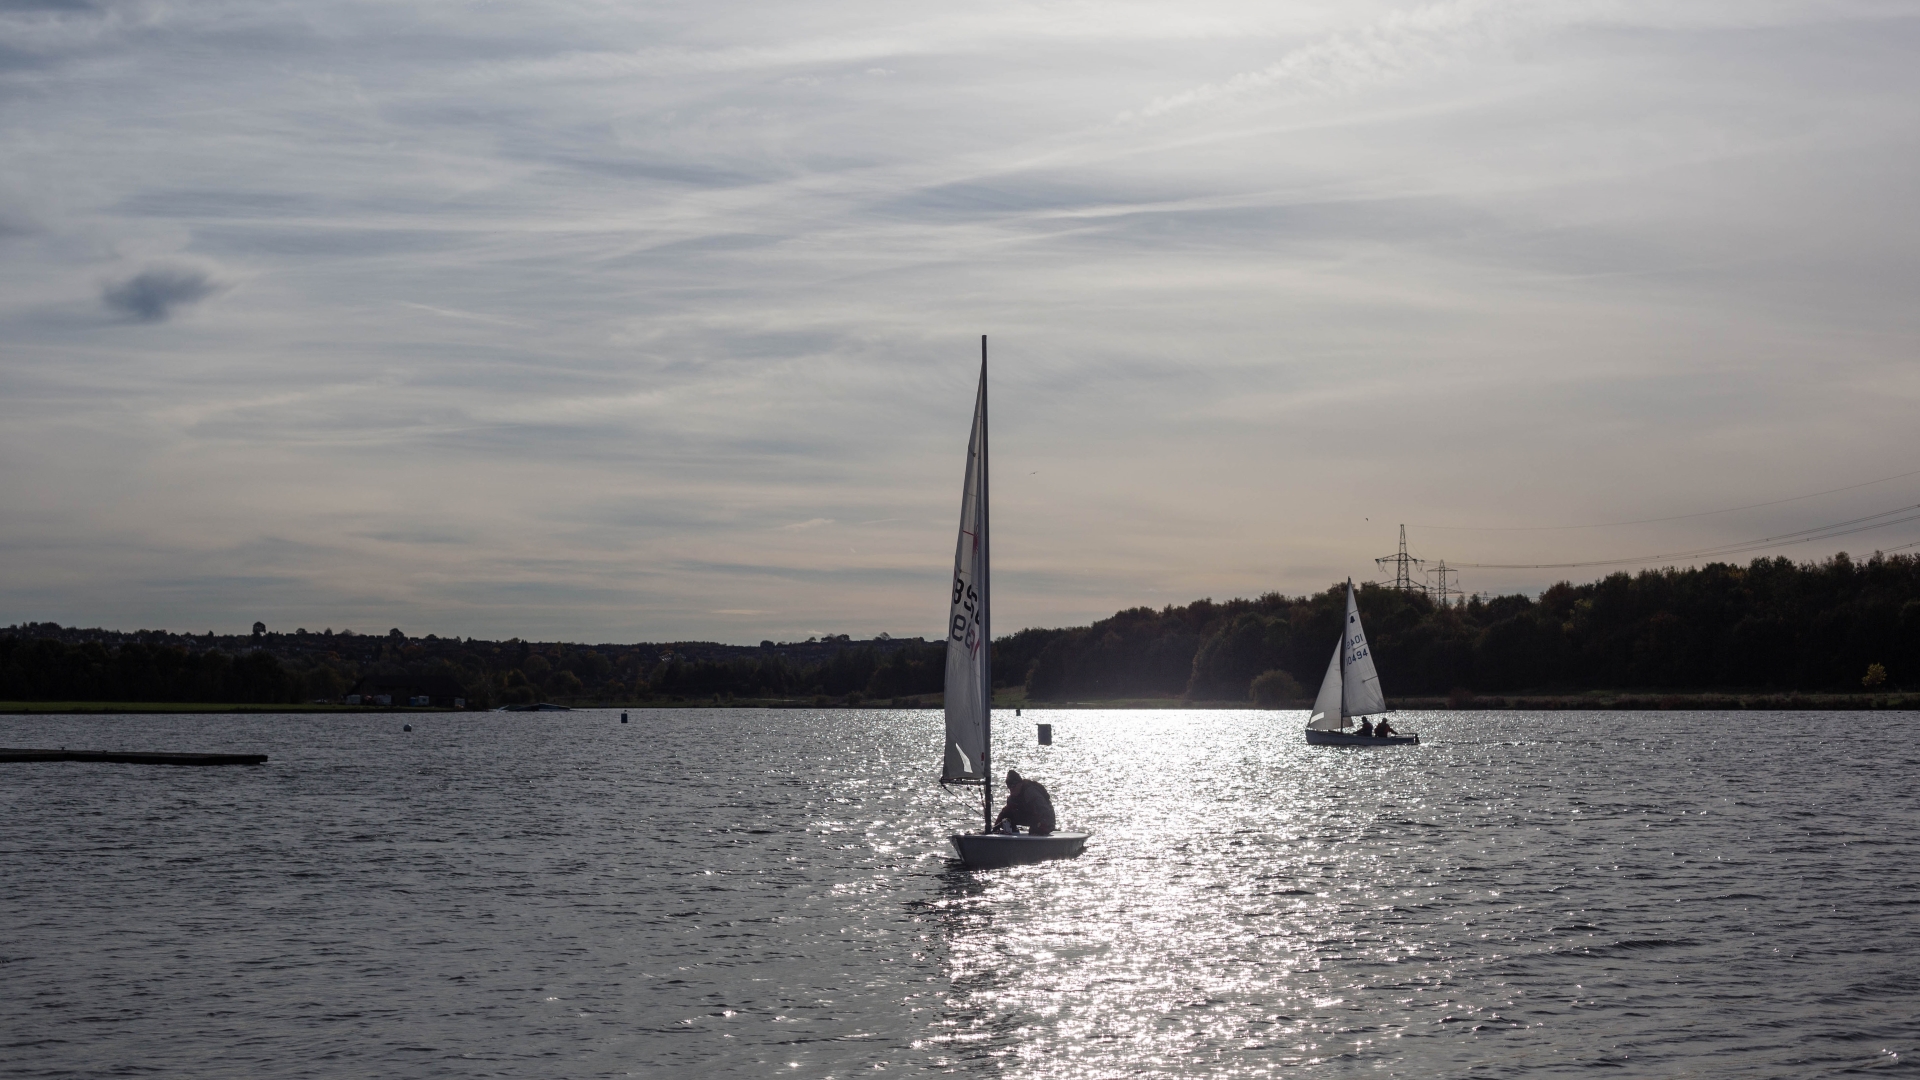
4, 691, 1919, 714
0, 702, 451, 715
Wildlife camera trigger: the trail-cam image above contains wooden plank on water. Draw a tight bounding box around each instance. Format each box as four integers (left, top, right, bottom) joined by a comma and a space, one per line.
0, 748, 268, 766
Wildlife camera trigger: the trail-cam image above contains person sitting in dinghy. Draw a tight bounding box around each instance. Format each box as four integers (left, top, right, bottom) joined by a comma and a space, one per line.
1374, 718, 1397, 737
993, 770, 1056, 836
1358, 718, 1376, 736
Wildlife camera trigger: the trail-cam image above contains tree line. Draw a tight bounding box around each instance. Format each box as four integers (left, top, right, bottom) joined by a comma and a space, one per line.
0, 639, 309, 705
1020, 552, 1920, 701
4, 552, 1915, 706
0, 626, 953, 707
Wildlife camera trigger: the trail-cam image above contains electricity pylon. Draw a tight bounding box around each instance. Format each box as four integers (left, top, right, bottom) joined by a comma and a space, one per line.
1374, 525, 1427, 595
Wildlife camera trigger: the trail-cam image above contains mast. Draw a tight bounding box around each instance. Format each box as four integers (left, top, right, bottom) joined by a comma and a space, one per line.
939, 335, 991, 816
980, 334, 993, 833
1339, 578, 1350, 723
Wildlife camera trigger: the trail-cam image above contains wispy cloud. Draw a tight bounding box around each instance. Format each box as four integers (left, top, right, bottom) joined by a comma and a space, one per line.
1131, 0, 1522, 119
399, 301, 535, 328
2, 0, 1917, 640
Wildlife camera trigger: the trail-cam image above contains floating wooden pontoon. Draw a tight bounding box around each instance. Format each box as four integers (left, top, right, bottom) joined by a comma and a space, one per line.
0, 748, 268, 766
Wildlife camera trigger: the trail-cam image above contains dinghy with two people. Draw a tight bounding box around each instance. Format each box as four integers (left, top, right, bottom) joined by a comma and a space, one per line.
1304, 581, 1420, 747
939, 336, 1091, 870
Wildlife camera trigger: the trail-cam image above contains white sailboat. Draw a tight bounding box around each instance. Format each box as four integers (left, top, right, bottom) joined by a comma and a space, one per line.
1304, 581, 1420, 746
942, 336, 1090, 869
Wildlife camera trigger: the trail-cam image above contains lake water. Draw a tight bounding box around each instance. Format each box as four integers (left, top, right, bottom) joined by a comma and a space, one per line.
1, 709, 1915, 1078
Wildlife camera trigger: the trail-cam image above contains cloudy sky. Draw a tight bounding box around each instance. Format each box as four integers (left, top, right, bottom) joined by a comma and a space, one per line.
3, 0, 1918, 643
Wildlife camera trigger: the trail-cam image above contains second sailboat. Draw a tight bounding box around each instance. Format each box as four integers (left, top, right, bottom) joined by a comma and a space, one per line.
1304, 581, 1420, 746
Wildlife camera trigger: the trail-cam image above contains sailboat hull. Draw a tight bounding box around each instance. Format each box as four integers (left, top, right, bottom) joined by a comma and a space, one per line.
1305, 729, 1419, 746
949, 831, 1090, 869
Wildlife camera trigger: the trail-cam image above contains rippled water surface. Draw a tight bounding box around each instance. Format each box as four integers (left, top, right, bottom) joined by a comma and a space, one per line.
2, 709, 1916, 1077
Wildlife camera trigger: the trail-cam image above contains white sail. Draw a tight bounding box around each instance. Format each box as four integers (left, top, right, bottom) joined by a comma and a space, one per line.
942, 362, 989, 783
1339, 582, 1387, 718
1306, 640, 1345, 730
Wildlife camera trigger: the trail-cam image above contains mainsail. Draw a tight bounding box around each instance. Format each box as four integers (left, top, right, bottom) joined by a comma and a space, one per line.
1339, 581, 1387, 718
942, 351, 990, 784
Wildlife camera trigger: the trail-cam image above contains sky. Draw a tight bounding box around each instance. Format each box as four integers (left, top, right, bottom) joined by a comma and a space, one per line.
3, 0, 1919, 644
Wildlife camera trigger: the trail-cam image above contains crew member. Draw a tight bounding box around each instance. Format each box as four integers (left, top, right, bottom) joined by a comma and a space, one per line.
993, 769, 1056, 835
1358, 717, 1375, 737
1375, 717, 1397, 737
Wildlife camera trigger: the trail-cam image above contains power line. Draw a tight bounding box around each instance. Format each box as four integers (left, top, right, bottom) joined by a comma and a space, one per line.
1450, 502, 1920, 570
1410, 466, 1920, 532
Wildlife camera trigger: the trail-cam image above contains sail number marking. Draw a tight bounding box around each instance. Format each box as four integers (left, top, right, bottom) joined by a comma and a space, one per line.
951, 575, 982, 652
1345, 631, 1369, 663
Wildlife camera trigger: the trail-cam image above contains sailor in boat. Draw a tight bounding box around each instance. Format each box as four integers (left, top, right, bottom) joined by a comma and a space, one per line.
992, 769, 1056, 835
1358, 717, 1375, 737
1375, 717, 1397, 737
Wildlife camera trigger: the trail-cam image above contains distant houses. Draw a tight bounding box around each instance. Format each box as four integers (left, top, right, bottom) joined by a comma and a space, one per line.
345, 673, 467, 708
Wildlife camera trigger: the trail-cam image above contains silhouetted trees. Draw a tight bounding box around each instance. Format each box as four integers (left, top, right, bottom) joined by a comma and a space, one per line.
6, 552, 1915, 706
0, 639, 304, 703
1018, 553, 1920, 700
0, 626, 955, 706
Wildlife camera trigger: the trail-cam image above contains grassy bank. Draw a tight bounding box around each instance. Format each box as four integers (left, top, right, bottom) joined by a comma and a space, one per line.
668, 690, 1920, 710
6, 692, 1916, 714
1387, 691, 1920, 711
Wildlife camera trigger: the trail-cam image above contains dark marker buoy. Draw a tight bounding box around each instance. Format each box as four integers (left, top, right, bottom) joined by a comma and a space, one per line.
621, 712, 629, 723
1037, 723, 1051, 745
403, 723, 412, 732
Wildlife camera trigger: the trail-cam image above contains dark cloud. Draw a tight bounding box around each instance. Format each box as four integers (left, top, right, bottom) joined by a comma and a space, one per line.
100, 265, 216, 322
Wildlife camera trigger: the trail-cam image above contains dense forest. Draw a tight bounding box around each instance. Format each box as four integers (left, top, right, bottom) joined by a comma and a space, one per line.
1021, 552, 1920, 701
0, 627, 949, 708
3, 552, 1916, 706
